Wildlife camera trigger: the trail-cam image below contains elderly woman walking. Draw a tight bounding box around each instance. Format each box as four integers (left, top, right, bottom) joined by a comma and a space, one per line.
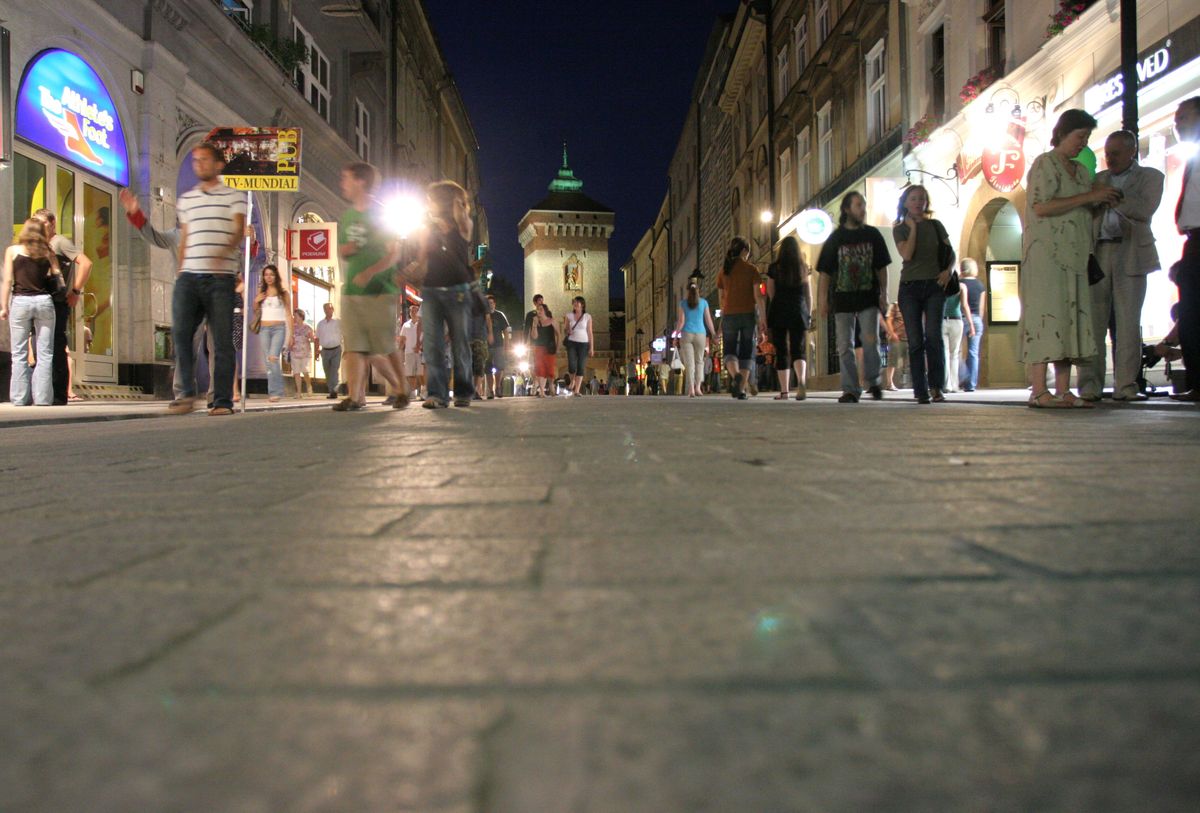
1021, 109, 1121, 408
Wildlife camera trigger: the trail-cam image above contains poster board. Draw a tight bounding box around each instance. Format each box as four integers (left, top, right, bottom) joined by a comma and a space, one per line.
205, 126, 301, 191
987, 261, 1021, 325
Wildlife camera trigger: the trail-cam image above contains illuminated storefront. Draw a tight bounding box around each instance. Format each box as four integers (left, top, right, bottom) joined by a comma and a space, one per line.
905, 7, 1200, 388
12, 48, 128, 383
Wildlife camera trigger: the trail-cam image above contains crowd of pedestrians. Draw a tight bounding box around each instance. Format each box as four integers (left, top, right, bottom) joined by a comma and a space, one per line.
8, 98, 1198, 412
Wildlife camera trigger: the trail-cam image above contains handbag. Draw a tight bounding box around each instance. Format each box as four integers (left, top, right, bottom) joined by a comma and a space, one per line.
934, 220, 956, 276
249, 312, 262, 334
943, 268, 961, 297
1087, 254, 1105, 286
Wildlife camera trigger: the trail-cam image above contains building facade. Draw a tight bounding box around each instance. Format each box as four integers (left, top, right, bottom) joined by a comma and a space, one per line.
1, 0, 483, 396
518, 150, 615, 358
903, 0, 1200, 386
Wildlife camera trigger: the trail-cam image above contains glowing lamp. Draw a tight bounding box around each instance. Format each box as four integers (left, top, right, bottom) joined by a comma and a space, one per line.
794, 208, 834, 245
518, 361, 530, 373
383, 195, 427, 238
759, 209, 775, 224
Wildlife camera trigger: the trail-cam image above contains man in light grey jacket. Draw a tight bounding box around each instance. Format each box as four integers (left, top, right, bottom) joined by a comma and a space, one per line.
1081, 130, 1164, 401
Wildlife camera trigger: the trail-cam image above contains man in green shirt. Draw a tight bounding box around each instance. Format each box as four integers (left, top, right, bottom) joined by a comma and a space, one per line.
334, 162, 409, 411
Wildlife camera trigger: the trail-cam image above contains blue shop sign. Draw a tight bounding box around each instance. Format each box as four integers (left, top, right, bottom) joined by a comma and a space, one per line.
14, 49, 129, 185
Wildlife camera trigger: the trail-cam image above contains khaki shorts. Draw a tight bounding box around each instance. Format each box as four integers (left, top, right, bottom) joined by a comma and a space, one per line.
342, 295, 397, 356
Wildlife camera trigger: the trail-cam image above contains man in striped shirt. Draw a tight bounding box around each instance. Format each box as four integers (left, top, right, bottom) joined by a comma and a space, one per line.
170, 142, 246, 415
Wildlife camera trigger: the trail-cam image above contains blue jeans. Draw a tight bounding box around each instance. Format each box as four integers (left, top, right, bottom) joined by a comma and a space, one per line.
173, 273, 236, 409
834, 307, 880, 396
260, 324, 286, 397
898, 279, 947, 399
421, 285, 474, 403
9, 294, 55, 406
964, 315, 983, 390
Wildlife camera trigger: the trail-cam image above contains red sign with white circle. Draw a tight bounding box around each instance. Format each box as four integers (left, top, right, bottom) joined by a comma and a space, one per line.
983, 118, 1027, 194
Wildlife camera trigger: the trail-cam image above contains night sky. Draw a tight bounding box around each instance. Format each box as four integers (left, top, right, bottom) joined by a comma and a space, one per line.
424, 0, 741, 301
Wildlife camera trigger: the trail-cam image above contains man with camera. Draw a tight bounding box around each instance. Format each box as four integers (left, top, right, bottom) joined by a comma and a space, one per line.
1079, 130, 1164, 402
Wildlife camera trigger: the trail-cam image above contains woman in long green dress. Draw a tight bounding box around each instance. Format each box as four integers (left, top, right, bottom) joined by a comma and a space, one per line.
1021, 109, 1122, 408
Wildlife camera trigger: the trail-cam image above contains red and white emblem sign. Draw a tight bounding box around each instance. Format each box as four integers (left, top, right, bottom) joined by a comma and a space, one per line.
299, 229, 330, 260
983, 117, 1027, 194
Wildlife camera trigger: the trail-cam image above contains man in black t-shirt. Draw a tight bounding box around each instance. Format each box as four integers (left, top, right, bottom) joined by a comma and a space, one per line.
523, 293, 544, 344
817, 191, 892, 403
486, 294, 510, 398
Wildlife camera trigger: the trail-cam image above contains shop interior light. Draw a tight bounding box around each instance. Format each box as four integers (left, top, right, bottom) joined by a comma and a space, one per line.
1176, 140, 1200, 160
760, 209, 775, 224
383, 195, 427, 239
518, 361, 530, 373
513, 343, 528, 359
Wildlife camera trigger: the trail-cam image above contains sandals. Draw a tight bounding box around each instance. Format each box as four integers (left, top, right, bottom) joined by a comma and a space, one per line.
1028, 391, 1066, 409
1059, 392, 1095, 409
774, 392, 790, 400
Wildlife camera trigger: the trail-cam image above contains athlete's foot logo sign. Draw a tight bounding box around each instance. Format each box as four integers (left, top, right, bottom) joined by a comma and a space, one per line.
43, 107, 103, 167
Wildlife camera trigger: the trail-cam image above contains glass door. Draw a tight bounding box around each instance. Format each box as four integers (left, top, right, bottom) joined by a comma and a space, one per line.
79, 181, 115, 381
12, 144, 119, 383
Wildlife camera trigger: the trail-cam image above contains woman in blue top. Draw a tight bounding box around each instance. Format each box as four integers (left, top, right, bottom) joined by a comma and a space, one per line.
673, 279, 716, 397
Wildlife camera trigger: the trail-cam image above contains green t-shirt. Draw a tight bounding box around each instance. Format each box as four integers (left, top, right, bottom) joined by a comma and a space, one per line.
339, 205, 396, 296
892, 219, 944, 284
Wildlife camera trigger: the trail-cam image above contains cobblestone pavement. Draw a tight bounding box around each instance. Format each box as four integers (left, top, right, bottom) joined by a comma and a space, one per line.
3, 395, 1199, 812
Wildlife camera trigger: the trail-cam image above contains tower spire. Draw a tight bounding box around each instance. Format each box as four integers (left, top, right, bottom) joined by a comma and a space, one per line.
548, 142, 583, 193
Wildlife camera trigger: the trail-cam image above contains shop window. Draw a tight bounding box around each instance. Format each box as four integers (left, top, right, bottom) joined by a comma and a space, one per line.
983, 0, 1005, 75
930, 25, 946, 120
776, 45, 790, 106
293, 21, 330, 122
817, 102, 833, 187
793, 16, 808, 82
221, 0, 252, 27
354, 98, 371, 162
866, 40, 886, 144
779, 147, 793, 218
796, 127, 811, 205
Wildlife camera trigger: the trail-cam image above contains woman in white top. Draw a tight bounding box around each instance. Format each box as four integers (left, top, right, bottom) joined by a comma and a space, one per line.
561, 296, 593, 397
254, 264, 291, 401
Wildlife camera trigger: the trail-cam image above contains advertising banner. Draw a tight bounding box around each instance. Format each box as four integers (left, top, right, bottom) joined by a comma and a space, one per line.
14, 48, 129, 185
205, 126, 302, 191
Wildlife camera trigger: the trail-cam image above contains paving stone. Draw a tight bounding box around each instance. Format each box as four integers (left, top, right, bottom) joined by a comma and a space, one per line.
961, 521, 1200, 575
1, 396, 1198, 809
138, 587, 848, 690
483, 686, 1200, 813
0, 586, 250, 690
543, 533, 996, 585
0, 538, 178, 587
853, 580, 1200, 682
113, 536, 540, 588
0, 691, 501, 813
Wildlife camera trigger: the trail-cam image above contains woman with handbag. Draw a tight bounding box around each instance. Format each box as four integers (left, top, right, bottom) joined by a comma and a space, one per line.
529, 302, 559, 398
941, 267, 975, 393
253, 264, 291, 402
674, 280, 716, 397
1, 219, 63, 406
1020, 109, 1120, 409
765, 236, 813, 401
893, 185, 954, 404
562, 296, 593, 398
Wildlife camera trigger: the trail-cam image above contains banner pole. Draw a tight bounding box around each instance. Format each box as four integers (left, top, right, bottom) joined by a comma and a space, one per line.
240, 190, 252, 414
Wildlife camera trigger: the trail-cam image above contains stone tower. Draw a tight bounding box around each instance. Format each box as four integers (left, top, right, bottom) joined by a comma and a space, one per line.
518, 146, 615, 352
